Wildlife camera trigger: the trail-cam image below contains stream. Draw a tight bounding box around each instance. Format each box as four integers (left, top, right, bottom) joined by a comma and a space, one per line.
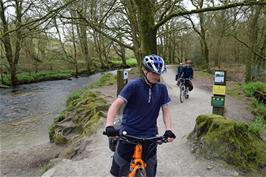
0, 74, 101, 152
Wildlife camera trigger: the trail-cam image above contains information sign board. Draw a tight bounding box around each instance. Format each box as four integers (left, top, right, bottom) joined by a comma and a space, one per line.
212, 85, 226, 95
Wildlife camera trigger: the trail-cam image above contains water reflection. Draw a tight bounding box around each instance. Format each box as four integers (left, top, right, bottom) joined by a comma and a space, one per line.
0, 74, 101, 151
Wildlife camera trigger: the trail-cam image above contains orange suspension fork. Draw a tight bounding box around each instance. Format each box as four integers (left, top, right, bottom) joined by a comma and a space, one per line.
128, 144, 146, 177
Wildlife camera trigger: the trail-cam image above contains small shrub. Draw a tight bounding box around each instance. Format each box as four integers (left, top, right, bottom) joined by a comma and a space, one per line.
243, 82, 266, 97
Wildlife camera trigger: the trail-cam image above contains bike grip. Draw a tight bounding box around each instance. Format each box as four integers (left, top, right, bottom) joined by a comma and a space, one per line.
103, 131, 107, 135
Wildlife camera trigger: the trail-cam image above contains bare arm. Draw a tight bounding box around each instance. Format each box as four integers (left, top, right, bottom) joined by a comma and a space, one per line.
105, 97, 125, 127
162, 104, 175, 142
162, 104, 172, 130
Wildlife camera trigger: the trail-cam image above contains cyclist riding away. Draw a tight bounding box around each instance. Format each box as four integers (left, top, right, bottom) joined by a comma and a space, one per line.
177, 59, 194, 91
104, 54, 176, 177
175, 62, 184, 82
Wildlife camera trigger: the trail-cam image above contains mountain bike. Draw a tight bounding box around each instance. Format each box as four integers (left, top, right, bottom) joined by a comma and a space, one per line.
178, 78, 190, 103
104, 131, 167, 177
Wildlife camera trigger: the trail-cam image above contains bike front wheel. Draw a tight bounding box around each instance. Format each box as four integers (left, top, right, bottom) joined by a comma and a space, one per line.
180, 84, 185, 103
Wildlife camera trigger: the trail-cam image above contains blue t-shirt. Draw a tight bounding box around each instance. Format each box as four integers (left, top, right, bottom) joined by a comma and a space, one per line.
180, 66, 193, 79
119, 78, 170, 137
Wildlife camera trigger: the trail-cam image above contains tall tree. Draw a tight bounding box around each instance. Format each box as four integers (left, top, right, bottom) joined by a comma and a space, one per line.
0, 0, 23, 85
0, 0, 76, 85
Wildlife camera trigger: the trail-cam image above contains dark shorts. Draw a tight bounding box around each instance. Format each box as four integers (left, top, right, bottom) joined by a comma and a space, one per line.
185, 80, 193, 91
110, 140, 157, 177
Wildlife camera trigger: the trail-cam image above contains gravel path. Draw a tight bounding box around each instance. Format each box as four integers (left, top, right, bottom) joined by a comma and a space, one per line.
42, 66, 239, 177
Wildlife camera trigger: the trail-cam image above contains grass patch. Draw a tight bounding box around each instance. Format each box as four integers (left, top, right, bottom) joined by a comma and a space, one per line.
251, 97, 266, 117
111, 58, 138, 67
195, 70, 212, 79
242, 82, 266, 122
243, 82, 266, 97
1, 70, 73, 86
88, 72, 116, 89
227, 83, 243, 98
249, 116, 266, 136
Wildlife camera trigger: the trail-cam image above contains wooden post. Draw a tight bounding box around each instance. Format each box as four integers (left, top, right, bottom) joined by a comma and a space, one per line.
117, 70, 124, 96
117, 69, 129, 96
213, 107, 224, 115
117, 69, 128, 114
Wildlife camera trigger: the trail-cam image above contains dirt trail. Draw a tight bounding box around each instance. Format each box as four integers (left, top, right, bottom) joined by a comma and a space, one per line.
42, 66, 239, 177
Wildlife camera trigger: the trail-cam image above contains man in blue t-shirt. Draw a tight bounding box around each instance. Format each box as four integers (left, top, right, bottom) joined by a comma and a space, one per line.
104, 54, 176, 177
177, 59, 194, 91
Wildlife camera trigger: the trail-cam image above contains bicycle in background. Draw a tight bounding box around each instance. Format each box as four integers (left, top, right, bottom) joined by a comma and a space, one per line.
178, 78, 191, 103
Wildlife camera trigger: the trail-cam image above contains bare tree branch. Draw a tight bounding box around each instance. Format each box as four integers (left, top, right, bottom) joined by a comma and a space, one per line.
231, 35, 266, 61
154, 1, 266, 30
0, 0, 77, 40
77, 11, 134, 50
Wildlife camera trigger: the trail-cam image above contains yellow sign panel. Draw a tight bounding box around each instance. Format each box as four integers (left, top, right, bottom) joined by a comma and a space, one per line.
212, 85, 226, 95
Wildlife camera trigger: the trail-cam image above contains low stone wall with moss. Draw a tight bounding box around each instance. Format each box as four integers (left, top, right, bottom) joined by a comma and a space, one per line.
188, 114, 266, 176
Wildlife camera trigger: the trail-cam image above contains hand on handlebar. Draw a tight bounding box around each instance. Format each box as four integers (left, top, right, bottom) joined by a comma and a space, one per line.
104, 126, 119, 137
163, 130, 176, 142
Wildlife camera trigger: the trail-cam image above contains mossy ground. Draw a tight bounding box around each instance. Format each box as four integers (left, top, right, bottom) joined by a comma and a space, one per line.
188, 114, 266, 176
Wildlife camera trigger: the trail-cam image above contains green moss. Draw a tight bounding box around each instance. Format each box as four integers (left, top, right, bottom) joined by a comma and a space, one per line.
66, 90, 83, 106
1, 70, 73, 86
82, 112, 101, 136
88, 73, 116, 89
49, 89, 108, 144
48, 113, 66, 142
48, 72, 112, 159
188, 114, 266, 175
53, 134, 67, 145
63, 145, 76, 159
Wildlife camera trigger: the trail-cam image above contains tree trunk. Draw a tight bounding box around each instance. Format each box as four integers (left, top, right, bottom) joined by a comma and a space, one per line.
76, 4, 90, 73
122, 0, 142, 74
199, 9, 210, 71
71, 18, 79, 78
134, 0, 157, 57
245, 6, 262, 82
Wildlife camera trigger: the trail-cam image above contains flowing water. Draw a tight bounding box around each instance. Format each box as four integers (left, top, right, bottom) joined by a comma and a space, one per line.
0, 74, 101, 152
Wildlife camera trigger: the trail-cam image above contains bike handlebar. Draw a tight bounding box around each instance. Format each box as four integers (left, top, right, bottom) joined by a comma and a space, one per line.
179, 78, 192, 80
103, 131, 168, 145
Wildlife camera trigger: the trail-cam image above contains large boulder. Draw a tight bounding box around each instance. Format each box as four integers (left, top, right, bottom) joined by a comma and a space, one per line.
188, 114, 266, 175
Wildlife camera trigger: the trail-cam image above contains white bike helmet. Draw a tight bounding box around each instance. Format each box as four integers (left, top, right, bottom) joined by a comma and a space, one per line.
143, 54, 166, 75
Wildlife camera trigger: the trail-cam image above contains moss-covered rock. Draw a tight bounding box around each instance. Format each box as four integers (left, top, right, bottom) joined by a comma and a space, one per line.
48, 72, 115, 159
49, 90, 108, 146
188, 114, 266, 175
